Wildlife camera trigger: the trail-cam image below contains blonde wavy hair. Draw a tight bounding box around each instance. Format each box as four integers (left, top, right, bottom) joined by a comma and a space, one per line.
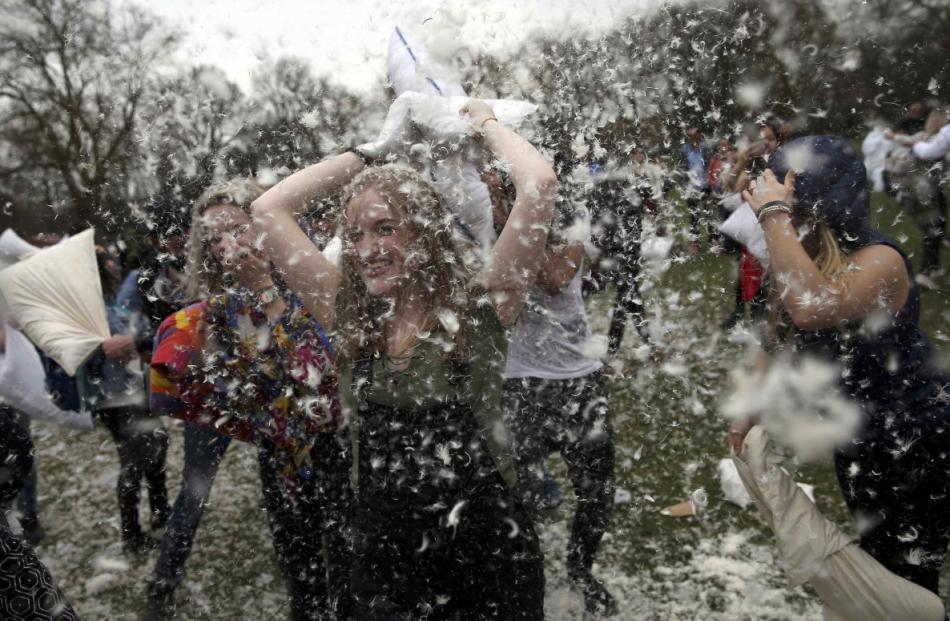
182, 178, 264, 301
335, 165, 474, 364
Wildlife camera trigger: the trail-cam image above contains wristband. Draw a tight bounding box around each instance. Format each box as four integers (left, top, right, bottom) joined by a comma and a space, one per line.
757, 202, 792, 223
475, 116, 499, 136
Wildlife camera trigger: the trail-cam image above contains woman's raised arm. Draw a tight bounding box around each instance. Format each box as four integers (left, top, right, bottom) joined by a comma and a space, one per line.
743, 170, 908, 330
251, 152, 365, 328
461, 101, 558, 326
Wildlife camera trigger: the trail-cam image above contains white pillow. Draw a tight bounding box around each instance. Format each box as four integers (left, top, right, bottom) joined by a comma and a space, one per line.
394, 92, 537, 139
387, 25, 466, 98
0, 229, 110, 376
384, 26, 538, 263
719, 198, 770, 267
0, 229, 42, 320
0, 228, 40, 270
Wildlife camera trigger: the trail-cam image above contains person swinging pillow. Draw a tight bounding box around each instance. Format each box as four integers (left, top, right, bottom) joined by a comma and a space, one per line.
252, 100, 556, 620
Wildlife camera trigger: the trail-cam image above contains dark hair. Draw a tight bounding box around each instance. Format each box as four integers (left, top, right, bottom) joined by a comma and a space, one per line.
95, 246, 121, 298
768, 135, 871, 250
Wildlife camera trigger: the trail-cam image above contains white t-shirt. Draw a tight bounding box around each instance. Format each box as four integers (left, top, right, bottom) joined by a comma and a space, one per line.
913, 124, 950, 161
504, 263, 602, 380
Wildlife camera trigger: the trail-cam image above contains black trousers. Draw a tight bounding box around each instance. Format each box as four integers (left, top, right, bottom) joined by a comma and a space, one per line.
898, 177, 947, 276
834, 427, 950, 595
607, 270, 646, 355
258, 432, 354, 620
0, 409, 79, 620
920, 180, 947, 276
502, 373, 616, 580
0, 408, 32, 508
686, 188, 714, 241
95, 407, 169, 541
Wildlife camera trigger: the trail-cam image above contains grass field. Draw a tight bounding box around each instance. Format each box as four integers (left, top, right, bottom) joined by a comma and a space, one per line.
22, 189, 950, 620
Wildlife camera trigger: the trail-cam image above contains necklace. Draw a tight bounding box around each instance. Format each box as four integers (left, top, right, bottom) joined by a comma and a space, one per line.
384, 344, 420, 372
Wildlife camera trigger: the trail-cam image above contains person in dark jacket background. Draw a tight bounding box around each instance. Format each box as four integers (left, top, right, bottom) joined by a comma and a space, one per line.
43, 246, 169, 553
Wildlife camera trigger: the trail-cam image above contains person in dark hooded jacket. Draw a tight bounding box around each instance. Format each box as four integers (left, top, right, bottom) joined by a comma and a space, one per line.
729, 136, 950, 603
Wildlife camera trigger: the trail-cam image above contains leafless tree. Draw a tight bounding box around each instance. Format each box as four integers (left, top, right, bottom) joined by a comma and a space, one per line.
0, 0, 176, 234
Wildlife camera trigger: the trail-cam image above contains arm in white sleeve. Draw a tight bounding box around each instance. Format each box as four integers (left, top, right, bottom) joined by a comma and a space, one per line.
913, 125, 950, 160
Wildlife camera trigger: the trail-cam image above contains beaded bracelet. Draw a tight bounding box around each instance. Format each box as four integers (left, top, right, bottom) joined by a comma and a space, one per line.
757, 200, 792, 223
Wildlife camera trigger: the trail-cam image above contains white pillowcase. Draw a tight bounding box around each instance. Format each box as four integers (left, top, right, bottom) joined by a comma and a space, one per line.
719, 196, 770, 267
0, 229, 110, 376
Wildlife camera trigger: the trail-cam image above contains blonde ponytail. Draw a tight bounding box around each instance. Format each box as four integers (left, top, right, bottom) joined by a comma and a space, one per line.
765, 221, 848, 348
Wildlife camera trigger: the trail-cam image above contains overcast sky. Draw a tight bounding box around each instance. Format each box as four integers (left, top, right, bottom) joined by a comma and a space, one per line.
124, 0, 661, 94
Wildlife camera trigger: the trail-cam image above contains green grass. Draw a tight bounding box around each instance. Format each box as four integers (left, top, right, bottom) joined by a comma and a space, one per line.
594, 187, 950, 605
24, 189, 950, 619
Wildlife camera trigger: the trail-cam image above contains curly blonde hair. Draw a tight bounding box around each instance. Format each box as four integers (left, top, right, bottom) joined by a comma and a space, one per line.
335, 165, 474, 364
182, 178, 264, 300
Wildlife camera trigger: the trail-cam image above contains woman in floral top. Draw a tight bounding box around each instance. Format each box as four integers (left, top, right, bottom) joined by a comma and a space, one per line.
146, 179, 352, 621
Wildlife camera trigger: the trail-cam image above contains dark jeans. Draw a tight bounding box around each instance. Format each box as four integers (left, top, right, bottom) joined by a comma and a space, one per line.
920, 181, 947, 276
148, 422, 353, 620
5, 411, 37, 522
899, 178, 947, 276
147, 422, 231, 616
258, 433, 354, 620
95, 407, 169, 541
0, 409, 79, 620
502, 373, 616, 580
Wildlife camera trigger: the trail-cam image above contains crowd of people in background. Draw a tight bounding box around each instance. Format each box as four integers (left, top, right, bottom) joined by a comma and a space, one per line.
1, 93, 949, 621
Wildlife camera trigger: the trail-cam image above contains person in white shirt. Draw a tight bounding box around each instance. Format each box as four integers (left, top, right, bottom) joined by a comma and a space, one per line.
910, 107, 949, 280
913, 107, 950, 161
500, 195, 618, 617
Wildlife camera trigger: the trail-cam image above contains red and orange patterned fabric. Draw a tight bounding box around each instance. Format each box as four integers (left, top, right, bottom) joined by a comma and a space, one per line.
149, 293, 341, 487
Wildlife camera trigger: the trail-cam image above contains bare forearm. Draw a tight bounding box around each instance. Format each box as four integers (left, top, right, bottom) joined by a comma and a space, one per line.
253, 152, 363, 219
250, 153, 358, 327
760, 213, 838, 322
478, 121, 558, 322
480, 121, 557, 201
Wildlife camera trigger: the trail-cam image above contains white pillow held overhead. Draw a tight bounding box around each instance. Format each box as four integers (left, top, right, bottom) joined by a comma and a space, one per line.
0, 228, 40, 270
382, 25, 539, 264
